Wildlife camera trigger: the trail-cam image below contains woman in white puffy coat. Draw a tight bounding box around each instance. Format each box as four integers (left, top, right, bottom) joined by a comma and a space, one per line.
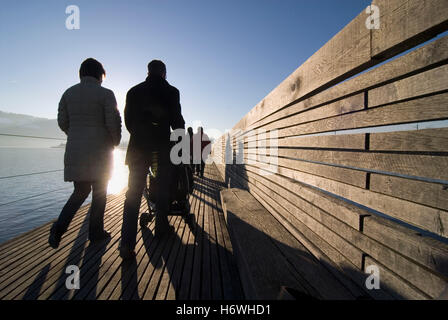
49, 58, 122, 249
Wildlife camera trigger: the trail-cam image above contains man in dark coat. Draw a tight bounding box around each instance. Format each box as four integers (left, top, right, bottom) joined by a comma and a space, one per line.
193, 127, 211, 177
120, 60, 185, 259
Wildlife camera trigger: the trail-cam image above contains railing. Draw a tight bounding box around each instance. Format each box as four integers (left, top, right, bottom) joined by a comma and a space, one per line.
211, 0, 448, 299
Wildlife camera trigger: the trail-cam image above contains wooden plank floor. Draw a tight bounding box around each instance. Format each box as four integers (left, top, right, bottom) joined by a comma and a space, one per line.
0, 165, 244, 300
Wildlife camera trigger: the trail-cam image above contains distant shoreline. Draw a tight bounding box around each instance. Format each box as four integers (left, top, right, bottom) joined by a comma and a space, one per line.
0, 145, 129, 150
0, 145, 66, 149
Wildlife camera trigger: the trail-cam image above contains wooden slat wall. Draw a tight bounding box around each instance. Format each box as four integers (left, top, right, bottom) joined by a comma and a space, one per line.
211, 0, 448, 299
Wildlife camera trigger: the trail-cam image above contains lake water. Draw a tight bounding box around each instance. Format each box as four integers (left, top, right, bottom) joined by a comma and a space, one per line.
0, 147, 128, 244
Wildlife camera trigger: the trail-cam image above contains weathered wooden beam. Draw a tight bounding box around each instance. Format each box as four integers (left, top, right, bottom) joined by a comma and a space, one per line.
369, 64, 448, 107
238, 160, 448, 237
239, 163, 368, 230
276, 93, 448, 137
369, 128, 448, 152
244, 93, 365, 137
268, 148, 448, 181
233, 10, 371, 131
370, 173, 448, 211
235, 35, 448, 136
233, 2, 448, 133
363, 214, 448, 277
371, 0, 448, 59
363, 257, 429, 300
277, 134, 366, 150
245, 155, 367, 189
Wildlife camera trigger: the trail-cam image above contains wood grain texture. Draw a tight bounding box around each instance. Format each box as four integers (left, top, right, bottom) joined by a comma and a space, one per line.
244, 173, 365, 269
364, 257, 429, 300
210, 0, 448, 300
239, 160, 448, 238
370, 128, 448, 152
371, 0, 448, 58
233, 11, 371, 131
277, 93, 448, 137
277, 134, 366, 150
243, 93, 365, 138
370, 173, 448, 211
244, 154, 367, 188
363, 214, 448, 278
245, 133, 366, 150
237, 35, 448, 135
232, 3, 448, 133
274, 148, 448, 181
240, 164, 368, 230
369, 64, 448, 107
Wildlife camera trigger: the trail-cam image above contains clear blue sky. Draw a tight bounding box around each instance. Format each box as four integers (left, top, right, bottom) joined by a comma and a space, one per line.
0, 0, 371, 135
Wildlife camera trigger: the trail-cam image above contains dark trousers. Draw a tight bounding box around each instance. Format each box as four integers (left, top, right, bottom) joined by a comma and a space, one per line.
54, 181, 107, 239
195, 161, 205, 176
121, 150, 172, 250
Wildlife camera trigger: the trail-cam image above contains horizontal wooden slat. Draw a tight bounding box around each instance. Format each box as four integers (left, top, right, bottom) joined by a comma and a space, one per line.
279, 164, 448, 238
233, 167, 364, 262
233, 10, 371, 131
369, 64, 448, 107
243, 93, 365, 137
236, 164, 367, 231
357, 238, 447, 299
245, 148, 448, 182
241, 35, 448, 134
276, 93, 448, 137
370, 173, 448, 212
363, 214, 448, 277
371, 0, 448, 58
370, 128, 448, 152
239, 160, 448, 238
364, 257, 429, 300
234, 5, 448, 133
245, 133, 366, 150
269, 148, 448, 181
245, 155, 367, 188
229, 166, 447, 299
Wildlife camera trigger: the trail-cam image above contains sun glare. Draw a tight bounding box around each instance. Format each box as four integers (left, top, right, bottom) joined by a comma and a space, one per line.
107, 148, 128, 194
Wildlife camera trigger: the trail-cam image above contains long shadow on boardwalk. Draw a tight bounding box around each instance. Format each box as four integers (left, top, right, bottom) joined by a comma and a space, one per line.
16, 166, 243, 300
117, 172, 244, 300
22, 264, 51, 300
20, 210, 91, 300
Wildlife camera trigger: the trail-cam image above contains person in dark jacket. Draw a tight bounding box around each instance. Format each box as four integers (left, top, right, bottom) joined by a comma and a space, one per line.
193, 127, 210, 177
120, 60, 185, 259
49, 58, 122, 249
187, 126, 194, 165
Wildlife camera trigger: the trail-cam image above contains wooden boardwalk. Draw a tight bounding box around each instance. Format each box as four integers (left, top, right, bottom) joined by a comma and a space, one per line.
0, 165, 243, 300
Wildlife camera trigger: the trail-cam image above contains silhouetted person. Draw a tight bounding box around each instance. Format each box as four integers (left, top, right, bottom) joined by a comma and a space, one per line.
187, 127, 194, 165
193, 127, 210, 177
120, 60, 185, 259
49, 58, 122, 249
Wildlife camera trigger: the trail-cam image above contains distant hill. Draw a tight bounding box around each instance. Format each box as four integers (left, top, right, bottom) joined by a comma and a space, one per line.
0, 111, 64, 147
0, 110, 129, 148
